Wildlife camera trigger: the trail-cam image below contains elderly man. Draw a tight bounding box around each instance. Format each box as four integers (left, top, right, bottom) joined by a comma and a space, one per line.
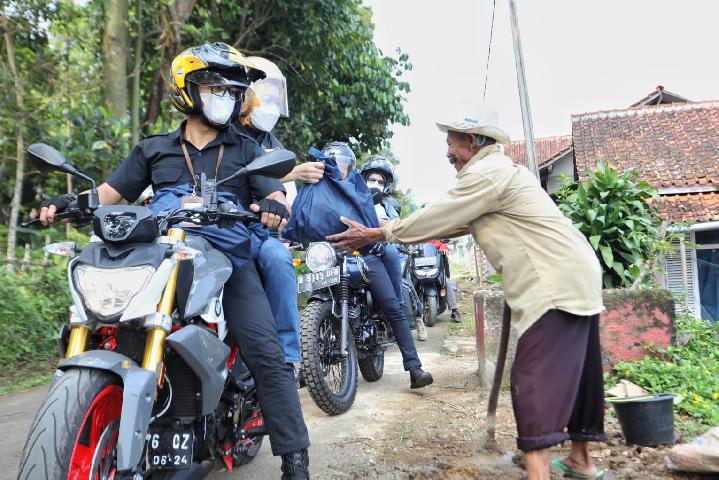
328, 106, 607, 480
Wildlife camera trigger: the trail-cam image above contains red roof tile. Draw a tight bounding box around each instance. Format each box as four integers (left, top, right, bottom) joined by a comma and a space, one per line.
655, 192, 719, 223
572, 101, 719, 188
504, 135, 573, 168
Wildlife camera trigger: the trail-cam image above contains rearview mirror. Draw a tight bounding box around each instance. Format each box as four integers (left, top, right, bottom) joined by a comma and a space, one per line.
245, 149, 296, 179
216, 149, 296, 187
27, 143, 78, 175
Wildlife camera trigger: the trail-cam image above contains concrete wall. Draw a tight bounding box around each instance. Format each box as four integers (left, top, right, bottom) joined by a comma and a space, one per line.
474, 288, 676, 384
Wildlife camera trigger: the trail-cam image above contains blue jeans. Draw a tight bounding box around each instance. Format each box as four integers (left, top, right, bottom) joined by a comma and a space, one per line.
255, 236, 301, 364
381, 244, 404, 304
363, 254, 422, 370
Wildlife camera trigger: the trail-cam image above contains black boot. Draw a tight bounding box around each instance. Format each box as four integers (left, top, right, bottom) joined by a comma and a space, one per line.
409, 367, 433, 389
281, 448, 310, 479
451, 309, 462, 323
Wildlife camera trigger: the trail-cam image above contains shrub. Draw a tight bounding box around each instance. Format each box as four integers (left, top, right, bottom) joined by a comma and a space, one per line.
555, 164, 663, 288
607, 315, 719, 429
0, 262, 71, 370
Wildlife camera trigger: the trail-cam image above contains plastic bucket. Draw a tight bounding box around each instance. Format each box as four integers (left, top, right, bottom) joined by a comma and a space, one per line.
608, 393, 676, 446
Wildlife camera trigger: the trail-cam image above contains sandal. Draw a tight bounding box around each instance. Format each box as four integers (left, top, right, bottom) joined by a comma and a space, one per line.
551, 459, 606, 479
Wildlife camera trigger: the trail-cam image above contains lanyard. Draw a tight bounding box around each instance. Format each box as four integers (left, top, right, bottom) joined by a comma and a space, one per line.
180, 140, 225, 195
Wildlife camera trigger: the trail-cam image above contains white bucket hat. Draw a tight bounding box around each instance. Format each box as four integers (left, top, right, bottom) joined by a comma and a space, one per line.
436, 105, 510, 144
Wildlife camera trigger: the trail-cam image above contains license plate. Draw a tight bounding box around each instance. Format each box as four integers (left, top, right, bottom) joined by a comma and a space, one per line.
147, 428, 193, 470
297, 266, 341, 293
414, 257, 437, 267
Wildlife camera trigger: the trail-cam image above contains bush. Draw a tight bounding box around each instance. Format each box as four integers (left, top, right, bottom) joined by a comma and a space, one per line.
555, 164, 663, 288
607, 315, 719, 429
0, 262, 71, 370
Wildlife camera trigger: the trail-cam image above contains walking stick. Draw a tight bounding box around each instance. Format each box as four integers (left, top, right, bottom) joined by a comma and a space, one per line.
485, 302, 511, 447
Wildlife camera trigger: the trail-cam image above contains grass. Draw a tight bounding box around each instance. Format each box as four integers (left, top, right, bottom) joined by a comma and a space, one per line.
0, 359, 56, 395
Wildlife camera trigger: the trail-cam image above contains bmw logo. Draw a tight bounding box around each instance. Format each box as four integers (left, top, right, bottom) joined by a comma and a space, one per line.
214, 300, 222, 316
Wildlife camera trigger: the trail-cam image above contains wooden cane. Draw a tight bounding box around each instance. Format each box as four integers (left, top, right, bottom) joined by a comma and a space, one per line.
485, 302, 511, 447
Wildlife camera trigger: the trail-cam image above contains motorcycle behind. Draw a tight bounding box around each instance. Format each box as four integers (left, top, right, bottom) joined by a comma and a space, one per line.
297, 243, 395, 416
411, 243, 449, 327
17, 143, 295, 480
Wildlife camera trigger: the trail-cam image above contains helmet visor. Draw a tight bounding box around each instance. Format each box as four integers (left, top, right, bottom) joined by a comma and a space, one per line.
251, 77, 289, 117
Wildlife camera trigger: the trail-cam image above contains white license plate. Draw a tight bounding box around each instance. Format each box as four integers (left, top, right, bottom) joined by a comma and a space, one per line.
297, 266, 341, 293
414, 257, 437, 267
147, 428, 193, 470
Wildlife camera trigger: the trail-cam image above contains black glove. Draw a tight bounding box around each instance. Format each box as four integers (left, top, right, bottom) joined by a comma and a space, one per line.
257, 198, 290, 221
41, 193, 77, 213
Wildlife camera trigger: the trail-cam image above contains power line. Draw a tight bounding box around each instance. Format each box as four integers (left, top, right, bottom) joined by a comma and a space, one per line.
482, 0, 497, 102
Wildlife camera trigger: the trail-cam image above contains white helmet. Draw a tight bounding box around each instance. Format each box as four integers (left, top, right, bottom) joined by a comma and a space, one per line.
244, 56, 289, 132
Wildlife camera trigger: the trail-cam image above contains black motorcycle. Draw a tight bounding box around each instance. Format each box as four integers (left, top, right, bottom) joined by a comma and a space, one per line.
297, 242, 395, 415
411, 243, 449, 327
18, 143, 294, 479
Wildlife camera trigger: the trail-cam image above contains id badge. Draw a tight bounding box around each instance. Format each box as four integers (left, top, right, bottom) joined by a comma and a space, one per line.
179, 194, 203, 228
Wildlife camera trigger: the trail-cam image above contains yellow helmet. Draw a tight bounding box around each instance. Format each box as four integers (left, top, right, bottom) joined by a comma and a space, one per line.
168, 42, 265, 116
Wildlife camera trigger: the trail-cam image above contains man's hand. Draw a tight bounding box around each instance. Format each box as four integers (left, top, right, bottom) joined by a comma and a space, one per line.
39, 193, 77, 226
284, 162, 324, 184
251, 197, 290, 229
326, 216, 387, 251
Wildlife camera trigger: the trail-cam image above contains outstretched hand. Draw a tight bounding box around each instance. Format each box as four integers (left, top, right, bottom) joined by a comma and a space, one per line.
326, 216, 386, 252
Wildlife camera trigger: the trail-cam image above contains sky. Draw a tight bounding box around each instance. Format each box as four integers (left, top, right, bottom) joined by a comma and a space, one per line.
364, 0, 719, 203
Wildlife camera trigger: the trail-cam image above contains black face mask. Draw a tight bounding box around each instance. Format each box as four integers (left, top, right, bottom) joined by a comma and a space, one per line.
370, 187, 384, 205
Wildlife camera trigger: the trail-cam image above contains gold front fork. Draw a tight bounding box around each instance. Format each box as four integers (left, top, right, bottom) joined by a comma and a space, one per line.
65, 325, 91, 359
141, 227, 185, 374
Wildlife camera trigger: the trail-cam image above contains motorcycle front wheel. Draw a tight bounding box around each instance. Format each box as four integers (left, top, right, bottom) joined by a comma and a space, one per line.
358, 348, 384, 382
424, 295, 439, 327
300, 300, 358, 415
18, 368, 124, 480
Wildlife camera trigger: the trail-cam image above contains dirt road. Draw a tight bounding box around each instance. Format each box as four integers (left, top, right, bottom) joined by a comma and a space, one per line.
0, 322, 460, 480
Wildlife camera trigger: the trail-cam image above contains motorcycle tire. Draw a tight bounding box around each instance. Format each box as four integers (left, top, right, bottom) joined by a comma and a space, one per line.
358, 349, 385, 382
424, 296, 439, 327
401, 284, 417, 330
18, 368, 123, 480
300, 300, 358, 416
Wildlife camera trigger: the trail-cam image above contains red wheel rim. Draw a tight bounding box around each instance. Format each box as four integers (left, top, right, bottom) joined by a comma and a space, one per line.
68, 384, 123, 480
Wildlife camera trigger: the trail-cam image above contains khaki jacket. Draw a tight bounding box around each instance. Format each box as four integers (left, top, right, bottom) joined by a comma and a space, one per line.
384, 145, 603, 336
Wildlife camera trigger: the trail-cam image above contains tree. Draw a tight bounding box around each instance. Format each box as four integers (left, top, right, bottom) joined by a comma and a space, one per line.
554, 164, 664, 288
101, 0, 129, 120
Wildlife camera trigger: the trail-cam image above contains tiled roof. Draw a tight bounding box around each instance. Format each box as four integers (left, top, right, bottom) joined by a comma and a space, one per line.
572, 101, 719, 187
655, 192, 719, 223
504, 135, 573, 168
628, 85, 689, 109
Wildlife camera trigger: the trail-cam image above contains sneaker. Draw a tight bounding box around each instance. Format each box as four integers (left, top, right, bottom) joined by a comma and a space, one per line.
281, 448, 310, 479
416, 318, 428, 341
450, 309, 462, 323
409, 367, 433, 389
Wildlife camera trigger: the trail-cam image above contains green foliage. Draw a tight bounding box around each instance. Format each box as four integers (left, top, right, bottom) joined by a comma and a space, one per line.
0, 262, 71, 370
186, 0, 411, 156
607, 315, 719, 429
555, 164, 663, 288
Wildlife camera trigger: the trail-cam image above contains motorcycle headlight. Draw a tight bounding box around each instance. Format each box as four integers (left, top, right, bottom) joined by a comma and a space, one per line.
305, 242, 337, 272
416, 267, 439, 278
73, 265, 156, 319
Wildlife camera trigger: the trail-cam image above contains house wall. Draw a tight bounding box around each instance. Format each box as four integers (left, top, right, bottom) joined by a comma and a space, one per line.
546, 151, 575, 194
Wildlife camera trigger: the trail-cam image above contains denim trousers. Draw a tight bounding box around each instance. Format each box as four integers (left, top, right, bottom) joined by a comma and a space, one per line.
255, 236, 301, 364
381, 244, 404, 304
363, 254, 422, 370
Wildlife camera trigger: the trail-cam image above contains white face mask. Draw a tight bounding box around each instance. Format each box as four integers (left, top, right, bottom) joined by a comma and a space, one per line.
200, 91, 235, 126
251, 109, 280, 132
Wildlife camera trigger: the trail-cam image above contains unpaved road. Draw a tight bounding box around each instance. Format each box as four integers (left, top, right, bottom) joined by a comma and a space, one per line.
0, 322, 452, 480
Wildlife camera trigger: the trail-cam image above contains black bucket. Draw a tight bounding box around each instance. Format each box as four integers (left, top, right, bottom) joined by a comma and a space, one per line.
609, 393, 676, 446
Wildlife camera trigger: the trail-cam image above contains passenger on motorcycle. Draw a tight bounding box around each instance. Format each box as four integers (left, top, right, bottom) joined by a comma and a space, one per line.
40, 42, 311, 479
321, 142, 433, 389
234, 56, 324, 369
360, 157, 428, 341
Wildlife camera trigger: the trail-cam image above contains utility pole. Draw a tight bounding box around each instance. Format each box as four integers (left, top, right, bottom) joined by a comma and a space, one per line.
508, 0, 539, 179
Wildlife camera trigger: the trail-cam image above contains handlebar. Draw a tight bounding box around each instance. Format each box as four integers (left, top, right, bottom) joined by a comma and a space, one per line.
21, 208, 90, 228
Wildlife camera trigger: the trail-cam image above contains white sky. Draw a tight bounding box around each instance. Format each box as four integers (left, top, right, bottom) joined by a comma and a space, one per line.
364, 0, 719, 203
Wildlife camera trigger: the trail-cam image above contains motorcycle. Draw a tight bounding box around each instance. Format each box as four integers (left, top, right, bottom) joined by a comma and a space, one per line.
411, 243, 449, 327
397, 245, 423, 328
17, 143, 295, 480
297, 242, 395, 416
